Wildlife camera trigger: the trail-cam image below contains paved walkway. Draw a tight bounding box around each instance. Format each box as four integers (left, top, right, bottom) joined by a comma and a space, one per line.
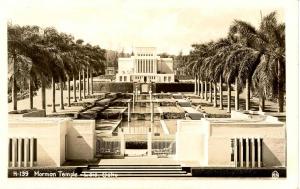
98, 156, 179, 165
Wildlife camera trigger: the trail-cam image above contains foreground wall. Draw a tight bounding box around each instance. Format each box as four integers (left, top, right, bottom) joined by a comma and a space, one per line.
66, 120, 95, 160
8, 118, 96, 167
176, 117, 286, 168
176, 120, 209, 165
8, 118, 69, 167
207, 122, 286, 167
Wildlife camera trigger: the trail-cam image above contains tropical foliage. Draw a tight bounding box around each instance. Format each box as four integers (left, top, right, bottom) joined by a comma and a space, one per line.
184, 11, 285, 112
8, 23, 106, 111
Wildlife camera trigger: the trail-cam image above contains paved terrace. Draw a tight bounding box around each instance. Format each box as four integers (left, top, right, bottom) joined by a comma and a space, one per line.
8, 88, 285, 122
182, 90, 285, 121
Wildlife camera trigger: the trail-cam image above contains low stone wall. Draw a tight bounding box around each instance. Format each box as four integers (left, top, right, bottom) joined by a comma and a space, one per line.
22, 109, 45, 117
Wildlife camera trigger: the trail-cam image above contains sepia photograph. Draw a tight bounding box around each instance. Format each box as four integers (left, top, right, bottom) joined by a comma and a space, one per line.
1, 0, 299, 188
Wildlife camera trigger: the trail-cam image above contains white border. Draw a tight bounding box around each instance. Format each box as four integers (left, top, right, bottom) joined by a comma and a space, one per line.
0, 0, 298, 189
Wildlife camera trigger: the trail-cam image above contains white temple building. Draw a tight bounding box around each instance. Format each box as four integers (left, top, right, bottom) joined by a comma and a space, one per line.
116, 47, 175, 83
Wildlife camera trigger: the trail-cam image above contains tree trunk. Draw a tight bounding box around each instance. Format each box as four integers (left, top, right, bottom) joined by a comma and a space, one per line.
90, 68, 94, 94
67, 76, 71, 107
227, 82, 231, 113
29, 75, 33, 109
87, 67, 90, 96
213, 82, 217, 107
277, 60, 284, 112
200, 80, 204, 99
259, 94, 265, 112
219, 76, 223, 110
235, 77, 239, 111
79, 71, 82, 101
73, 74, 77, 102
41, 79, 46, 110
197, 76, 200, 96
245, 78, 250, 111
194, 75, 197, 95
59, 77, 64, 110
209, 82, 213, 103
204, 81, 207, 101
12, 56, 17, 110
52, 77, 56, 113
83, 69, 86, 99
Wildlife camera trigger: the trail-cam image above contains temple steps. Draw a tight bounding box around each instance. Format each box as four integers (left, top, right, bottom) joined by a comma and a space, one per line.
79, 165, 191, 177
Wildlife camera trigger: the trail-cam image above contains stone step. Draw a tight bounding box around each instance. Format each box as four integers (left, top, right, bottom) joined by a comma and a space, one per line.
79, 164, 190, 177
88, 165, 182, 169
88, 168, 183, 171
80, 172, 191, 177
82, 171, 187, 174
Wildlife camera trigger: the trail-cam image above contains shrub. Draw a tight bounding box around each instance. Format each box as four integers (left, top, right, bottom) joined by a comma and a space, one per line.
125, 141, 147, 149
93, 82, 133, 93
155, 82, 194, 92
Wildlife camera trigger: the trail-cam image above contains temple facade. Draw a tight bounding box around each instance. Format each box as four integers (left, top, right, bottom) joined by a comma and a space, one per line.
116, 47, 175, 83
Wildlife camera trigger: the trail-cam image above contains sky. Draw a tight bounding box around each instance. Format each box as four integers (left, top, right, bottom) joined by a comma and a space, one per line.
5, 0, 284, 55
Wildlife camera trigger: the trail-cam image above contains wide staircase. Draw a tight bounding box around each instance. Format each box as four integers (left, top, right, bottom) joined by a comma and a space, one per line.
79, 165, 191, 177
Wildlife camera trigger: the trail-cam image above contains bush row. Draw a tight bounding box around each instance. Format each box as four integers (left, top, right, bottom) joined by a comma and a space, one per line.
92, 82, 197, 93
155, 83, 194, 92
93, 82, 133, 93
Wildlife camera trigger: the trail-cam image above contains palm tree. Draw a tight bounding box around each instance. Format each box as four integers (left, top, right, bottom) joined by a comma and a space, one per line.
89, 45, 106, 94
8, 24, 106, 114
185, 59, 199, 96
223, 48, 244, 111
192, 42, 214, 100
57, 33, 76, 108
237, 48, 261, 111
209, 81, 213, 103
229, 12, 285, 112
200, 56, 214, 104
188, 43, 212, 98
207, 38, 234, 110
8, 24, 31, 110
254, 12, 285, 112
42, 28, 67, 112
75, 39, 85, 101
8, 25, 52, 111
27, 43, 53, 111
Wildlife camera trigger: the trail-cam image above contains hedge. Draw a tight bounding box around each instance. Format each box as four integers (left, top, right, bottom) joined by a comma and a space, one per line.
93, 82, 196, 93
155, 83, 194, 92
93, 82, 133, 93
125, 141, 147, 149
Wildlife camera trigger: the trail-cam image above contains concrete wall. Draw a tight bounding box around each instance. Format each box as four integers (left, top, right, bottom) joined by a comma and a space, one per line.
175, 118, 286, 167
60, 120, 68, 165
66, 120, 95, 160
176, 120, 209, 165
207, 121, 285, 167
207, 137, 286, 167
209, 123, 285, 138
23, 110, 46, 117
262, 138, 286, 167
8, 118, 96, 167
208, 137, 232, 166
8, 118, 69, 167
